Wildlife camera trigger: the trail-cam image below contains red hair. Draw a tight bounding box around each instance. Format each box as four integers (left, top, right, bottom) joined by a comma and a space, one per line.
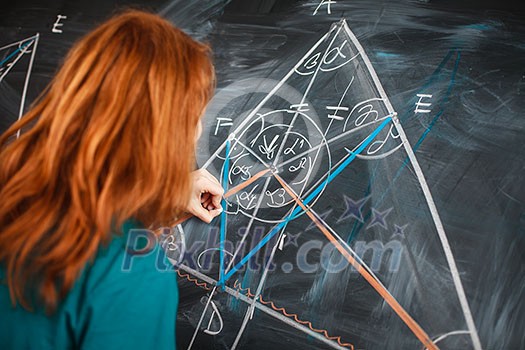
0, 10, 214, 312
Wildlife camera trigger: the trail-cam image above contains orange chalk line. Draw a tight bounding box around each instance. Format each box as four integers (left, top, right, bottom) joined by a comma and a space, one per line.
172, 168, 271, 226
232, 280, 355, 349
176, 269, 212, 291
224, 168, 271, 198
273, 173, 439, 350
176, 267, 354, 349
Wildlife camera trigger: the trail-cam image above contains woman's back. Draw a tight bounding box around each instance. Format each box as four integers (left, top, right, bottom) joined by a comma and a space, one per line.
0, 220, 178, 349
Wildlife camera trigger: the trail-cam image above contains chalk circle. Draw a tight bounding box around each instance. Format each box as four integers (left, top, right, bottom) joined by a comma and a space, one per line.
225, 108, 330, 223
197, 78, 334, 223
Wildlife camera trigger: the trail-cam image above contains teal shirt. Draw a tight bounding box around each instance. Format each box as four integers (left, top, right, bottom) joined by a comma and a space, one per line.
0, 220, 178, 349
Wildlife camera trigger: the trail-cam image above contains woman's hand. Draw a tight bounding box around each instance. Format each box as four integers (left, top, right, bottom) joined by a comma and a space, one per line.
186, 169, 224, 223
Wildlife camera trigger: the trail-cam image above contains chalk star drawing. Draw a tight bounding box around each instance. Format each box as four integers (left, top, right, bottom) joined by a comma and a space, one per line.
366, 207, 393, 230
337, 195, 368, 223
0, 34, 39, 135
170, 20, 482, 350
283, 232, 301, 248
392, 223, 408, 238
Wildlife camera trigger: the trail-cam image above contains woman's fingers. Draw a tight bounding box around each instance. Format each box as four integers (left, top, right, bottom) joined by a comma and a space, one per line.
201, 192, 211, 204
189, 200, 223, 223
195, 170, 224, 207
189, 168, 225, 223
202, 196, 213, 210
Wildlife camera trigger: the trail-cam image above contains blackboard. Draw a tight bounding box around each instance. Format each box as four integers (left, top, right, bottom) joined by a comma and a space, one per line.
1, 1, 524, 349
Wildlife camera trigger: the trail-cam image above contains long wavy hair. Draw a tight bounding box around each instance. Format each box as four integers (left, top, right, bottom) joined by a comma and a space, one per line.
0, 10, 214, 312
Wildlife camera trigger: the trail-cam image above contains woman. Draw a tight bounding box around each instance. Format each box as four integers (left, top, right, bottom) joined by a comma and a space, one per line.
0, 10, 222, 349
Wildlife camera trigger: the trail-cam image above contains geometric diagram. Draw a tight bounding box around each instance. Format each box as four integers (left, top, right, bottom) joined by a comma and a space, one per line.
171, 20, 482, 350
0, 34, 39, 136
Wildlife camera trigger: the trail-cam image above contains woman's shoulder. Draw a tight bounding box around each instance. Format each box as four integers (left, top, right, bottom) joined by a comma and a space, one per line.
77, 219, 177, 296
63, 219, 179, 349
0, 219, 179, 350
